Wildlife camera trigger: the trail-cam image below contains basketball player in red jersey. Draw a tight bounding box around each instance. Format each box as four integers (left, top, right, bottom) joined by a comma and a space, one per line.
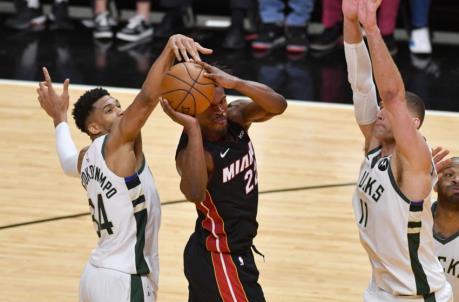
160, 62, 287, 302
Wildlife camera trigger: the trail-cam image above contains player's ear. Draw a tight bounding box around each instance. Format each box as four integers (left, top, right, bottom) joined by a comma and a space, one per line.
87, 122, 102, 136
413, 117, 421, 129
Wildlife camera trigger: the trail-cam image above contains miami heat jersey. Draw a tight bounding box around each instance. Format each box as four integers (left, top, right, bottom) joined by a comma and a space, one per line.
432, 202, 459, 301
80, 135, 161, 280
352, 147, 446, 297
176, 120, 259, 253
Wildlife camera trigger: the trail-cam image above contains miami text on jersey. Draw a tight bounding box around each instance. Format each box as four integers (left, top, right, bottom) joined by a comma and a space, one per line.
222, 142, 256, 183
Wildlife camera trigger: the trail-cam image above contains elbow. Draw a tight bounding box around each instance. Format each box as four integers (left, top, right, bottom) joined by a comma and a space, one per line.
380, 87, 404, 104
180, 182, 206, 203
271, 94, 288, 115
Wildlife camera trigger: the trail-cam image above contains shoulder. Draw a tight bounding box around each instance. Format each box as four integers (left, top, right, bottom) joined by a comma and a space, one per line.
77, 145, 90, 173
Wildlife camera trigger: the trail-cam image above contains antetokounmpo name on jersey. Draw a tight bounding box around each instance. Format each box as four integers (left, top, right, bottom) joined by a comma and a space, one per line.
358, 170, 385, 202
222, 142, 256, 183
438, 256, 459, 279
80, 164, 118, 199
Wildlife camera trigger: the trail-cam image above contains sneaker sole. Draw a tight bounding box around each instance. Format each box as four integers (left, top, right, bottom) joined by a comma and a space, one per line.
286, 45, 307, 53
251, 37, 286, 51
94, 31, 113, 39
116, 29, 153, 42
310, 41, 339, 51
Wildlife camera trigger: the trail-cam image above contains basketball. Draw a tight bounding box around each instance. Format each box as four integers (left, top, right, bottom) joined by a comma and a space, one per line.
160, 62, 216, 116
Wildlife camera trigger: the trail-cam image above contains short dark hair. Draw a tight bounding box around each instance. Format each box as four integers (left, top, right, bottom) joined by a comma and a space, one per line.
72, 88, 110, 134
405, 91, 425, 128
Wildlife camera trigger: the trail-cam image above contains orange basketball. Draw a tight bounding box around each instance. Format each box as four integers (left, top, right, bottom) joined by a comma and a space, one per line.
160, 62, 215, 116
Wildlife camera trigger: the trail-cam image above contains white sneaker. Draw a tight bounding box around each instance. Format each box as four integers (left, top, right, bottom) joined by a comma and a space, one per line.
116, 15, 153, 42
409, 27, 432, 54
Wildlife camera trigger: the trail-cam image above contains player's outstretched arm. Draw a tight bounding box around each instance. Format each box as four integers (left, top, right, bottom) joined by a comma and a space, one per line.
343, 0, 379, 152
111, 35, 214, 145
359, 0, 431, 175
197, 61, 287, 129
160, 99, 208, 203
36, 67, 84, 177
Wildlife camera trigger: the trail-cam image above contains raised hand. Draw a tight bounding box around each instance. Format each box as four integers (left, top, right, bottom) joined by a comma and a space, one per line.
358, 0, 382, 32
197, 61, 238, 89
36, 67, 70, 126
432, 146, 451, 175
166, 34, 213, 63
159, 98, 199, 129
342, 0, 359, 22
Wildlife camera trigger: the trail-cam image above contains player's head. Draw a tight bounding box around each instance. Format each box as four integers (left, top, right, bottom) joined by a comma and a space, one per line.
195, 86, 228, 136
373, 91, 425, 141
436, 157, 459, 206
72, 88, 124, 138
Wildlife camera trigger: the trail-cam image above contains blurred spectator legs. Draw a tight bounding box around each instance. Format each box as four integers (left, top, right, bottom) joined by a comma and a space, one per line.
116, 0, 154, 42
377, 0, 400, 55
222, 0, 258, 50
252, 0, 314, 53
310, 0, 342, 51
311, 0, 400, 55
93, 0, 113, 39
409, 0, 432, 54
155, 0, 191, 38
4, 0, 46, 30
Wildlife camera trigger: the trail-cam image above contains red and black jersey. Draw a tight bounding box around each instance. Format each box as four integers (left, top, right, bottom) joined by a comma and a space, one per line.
176, 120, 259, 254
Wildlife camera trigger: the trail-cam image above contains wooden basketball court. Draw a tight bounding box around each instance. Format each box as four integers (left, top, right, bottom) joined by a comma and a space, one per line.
0, 81, 458, 301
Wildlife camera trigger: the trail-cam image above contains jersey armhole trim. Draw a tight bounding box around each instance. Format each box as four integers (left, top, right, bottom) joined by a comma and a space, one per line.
388, 162, 411, 204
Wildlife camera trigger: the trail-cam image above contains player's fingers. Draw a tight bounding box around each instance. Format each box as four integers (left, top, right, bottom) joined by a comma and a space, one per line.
433, 149, 449, 163
437, 159, 452, 174
431, 146, 441, 157
42, 67, 54, 89
195, 60, 214, 72
179, 46, 190, 62
160, 98, 174, 116
63, 78, 70, 95
195, 42, 213, 55
38, 81, 48, 96
182, 39, 199, 62
202, 72, 216, 80
171, 41, 182, 61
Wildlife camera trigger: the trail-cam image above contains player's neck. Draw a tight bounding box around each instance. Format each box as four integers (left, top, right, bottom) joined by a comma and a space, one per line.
434, 201, 459, 237
380, 141, 395, 157
201, 127, 227, 142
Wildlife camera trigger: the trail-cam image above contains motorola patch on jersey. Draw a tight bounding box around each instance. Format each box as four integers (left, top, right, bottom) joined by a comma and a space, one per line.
378, 158, 389, 171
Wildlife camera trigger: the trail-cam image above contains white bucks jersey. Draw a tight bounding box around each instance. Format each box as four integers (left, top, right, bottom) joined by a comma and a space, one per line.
80, 135, 161, 279
352, 147, 446, 296
433, 202, 459, 301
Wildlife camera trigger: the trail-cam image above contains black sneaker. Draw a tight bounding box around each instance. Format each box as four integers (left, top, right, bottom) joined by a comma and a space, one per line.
116, 15, 153, 42
285, 25, 309, 53
383, 34, 398, 56
93, 11, 113, 39
251, 23, 285, 51
48, 2, 73, 30
4, 3, 46, 30
310, 22, 343, 51
222, 26, 246, 49
155, 10, 186, 39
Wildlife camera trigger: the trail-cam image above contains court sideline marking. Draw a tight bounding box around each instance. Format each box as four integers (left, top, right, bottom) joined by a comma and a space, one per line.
0, 182, 355, 230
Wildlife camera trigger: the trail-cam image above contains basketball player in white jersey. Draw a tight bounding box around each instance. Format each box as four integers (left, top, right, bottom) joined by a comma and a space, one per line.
433, 157, 459, 301
343, 0, 452, 301
36, 34, 212, 302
